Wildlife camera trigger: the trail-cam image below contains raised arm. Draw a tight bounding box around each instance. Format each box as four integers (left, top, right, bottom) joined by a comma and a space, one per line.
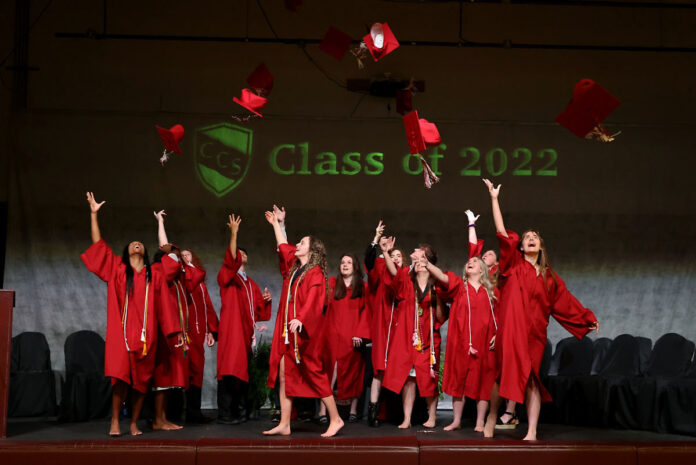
365, 220, 385, 271
227, 214, 241, 259
153, 210, 169, 246
424, 259, 449, 286
265, 210, 288, 246
465, 209, 480, 245
381, 236, 398, 277
86, 192, 105, 243
273, 204, 288, 241
483, 178, 507, 238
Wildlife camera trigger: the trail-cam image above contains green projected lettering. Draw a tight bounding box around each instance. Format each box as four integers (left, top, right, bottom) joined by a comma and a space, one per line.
269, 143, 384, 175
459, 147, 558, 177
193, 123, 558, 197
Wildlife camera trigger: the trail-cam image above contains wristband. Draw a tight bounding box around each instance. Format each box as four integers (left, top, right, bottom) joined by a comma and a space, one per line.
468, 224, 476, 228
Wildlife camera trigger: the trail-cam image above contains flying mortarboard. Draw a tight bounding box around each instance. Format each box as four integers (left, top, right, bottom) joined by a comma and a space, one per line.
353, 22, 400, 68
246, 63, 274, 97
319, 26, 353, 61
403, 110, 441, 189
156, 124, 185, 166
233, 88, 268, 121
555, 79, 621, 142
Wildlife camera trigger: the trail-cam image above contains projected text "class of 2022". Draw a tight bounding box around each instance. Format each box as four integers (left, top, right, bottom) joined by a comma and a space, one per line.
267, 143, 558, 177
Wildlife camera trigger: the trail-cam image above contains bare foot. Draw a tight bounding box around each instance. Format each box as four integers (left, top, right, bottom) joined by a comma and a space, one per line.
523, 433, 537, 441
321, 418, 344, 438
422, 418, 436, 428
164, 419, 183, 430
500, 412, 513, 424
263, 423, 291, 436
152, 420, 182, 431
483, 417, 495, 438
109, 420, 121, 437
397, 421, 411, 429
474, 424, 485, 432
443, 422, 461, 431
130, 423, 143, 436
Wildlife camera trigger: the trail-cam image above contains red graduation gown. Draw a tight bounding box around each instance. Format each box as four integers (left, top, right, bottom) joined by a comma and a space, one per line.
496, 230, 598, 403
266, 244, 332, 398
183, 264, 218, 388
382, 267, 442, 397
81, 239, 174, 393
324, 278, 370, 400
366, 257, 396, 374
437, 272, 498, 400
152, 255, 191, 389
217, 248, 271, 382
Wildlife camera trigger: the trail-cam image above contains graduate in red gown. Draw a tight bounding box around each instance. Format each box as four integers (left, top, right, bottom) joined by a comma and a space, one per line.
424, 210, 499, 432
262, 207, 344, 437
317, 254, 370, 423
216, 214, 272, 424
81, 193, 182, 436
481, 179, 600, 440
382, 240, 446, 429
180, 247, 219, 423
364, 221, 401, 426
151, 210, 199, 431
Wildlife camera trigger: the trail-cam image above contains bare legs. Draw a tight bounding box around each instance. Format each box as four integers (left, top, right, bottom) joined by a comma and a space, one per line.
423, 395, 438, 428
263, 357, 292, 436
153, 390, 183, 431
370, 372, 383, 403
444, 396, 464, 430
499, 399, 517, 425
523, 378, 541, 441
110, 380, 145, 436
398, 378, 417, 428
474, 400, 488, 432
263, 357, 344, 437
483, 382, 502, 438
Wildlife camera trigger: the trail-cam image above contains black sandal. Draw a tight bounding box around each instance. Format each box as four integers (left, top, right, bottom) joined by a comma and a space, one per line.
348, 413, 359, 423
494, 411, 519, 430
316, 414, 329, 425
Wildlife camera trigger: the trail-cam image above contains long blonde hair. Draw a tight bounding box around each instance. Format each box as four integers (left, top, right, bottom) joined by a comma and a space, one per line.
288, 236, 329, 294
464, 257, 497, 300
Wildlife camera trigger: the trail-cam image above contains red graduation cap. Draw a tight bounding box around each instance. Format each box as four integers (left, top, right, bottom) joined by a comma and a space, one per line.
156, 123, 185, 165
555, 79, 621, 142
402, 111, 441, 189
396, 89, 413, 115
233, 88, 268, 117
363, 23, 400, 62
319, 26, 353, 61
246, 63, 274, 97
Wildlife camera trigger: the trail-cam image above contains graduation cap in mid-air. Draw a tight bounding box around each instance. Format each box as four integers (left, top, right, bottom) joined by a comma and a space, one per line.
403, 110, 441, 189
233, 88, 268, 121
555, 78, 621, 142
156, 124, 185, 166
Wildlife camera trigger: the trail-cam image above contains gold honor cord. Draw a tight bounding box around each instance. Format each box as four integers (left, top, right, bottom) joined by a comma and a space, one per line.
384, 301, 395, 367
291, 271, 307, 364
175, 281, 189, 357
200, 283, 208, 334
240, 276, 257, 348
121, 281, 150, 355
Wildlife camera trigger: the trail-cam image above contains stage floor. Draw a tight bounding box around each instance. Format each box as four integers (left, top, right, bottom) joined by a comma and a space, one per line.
5, 410, 696, 442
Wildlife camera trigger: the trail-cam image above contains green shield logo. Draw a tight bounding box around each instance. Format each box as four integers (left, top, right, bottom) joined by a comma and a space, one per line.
194, 123, 253, 197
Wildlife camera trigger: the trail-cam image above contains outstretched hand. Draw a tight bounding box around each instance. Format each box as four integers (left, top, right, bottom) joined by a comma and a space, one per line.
482, 178, 501, 199
465, 209, 480, 225
86, 192, 105, 213
381, 235, 396, 254
588, 321, 600, 333
262, 287, 272, 302
273, 204, 286, 223
264, 210, 278, 226
153, 209, 166, 223
227, 214, 242, 233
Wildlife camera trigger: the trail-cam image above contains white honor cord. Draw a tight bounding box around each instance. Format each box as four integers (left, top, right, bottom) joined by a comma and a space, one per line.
486, 288, 497, 330
122, 281, 150, 350
200, 283, 209, 333
384, 300, 395, 366
465, 281, 474, 352
123, 293, 130, 351
190, 292, 200, 334
240, 276, 256, 348
284, 269, 299, 345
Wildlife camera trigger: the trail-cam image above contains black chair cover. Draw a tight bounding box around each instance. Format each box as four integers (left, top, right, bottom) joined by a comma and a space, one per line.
645, 333, 695, 378
59, 330, 112, 421
9, 332, 57, 417
591, 337, 612, 375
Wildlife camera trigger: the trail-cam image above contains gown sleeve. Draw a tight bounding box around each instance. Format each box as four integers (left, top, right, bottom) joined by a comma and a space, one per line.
278, 244, 298, 279
435, 271, 462, 304
81, 239, 119, 282
549, 272, 597, 339
217, 247, 242, 288
497, 230, 522, 276
468, 239, 484, 259
253, 280, 272, 322
354, 283, 372, 339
